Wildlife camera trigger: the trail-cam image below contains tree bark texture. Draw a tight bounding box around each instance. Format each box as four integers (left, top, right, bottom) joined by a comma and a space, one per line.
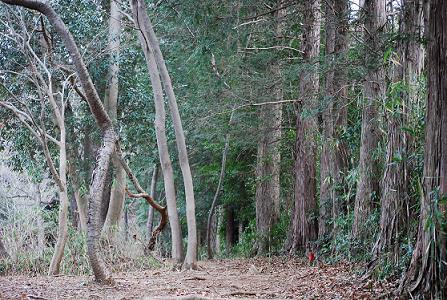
351, 0, 386, 239
368, 0, 424, 275
255, 0, 284, 255
318, 0, 350, 239
285, 0, 320, 253
130, 0, 184, 263
399, 0, 447, 297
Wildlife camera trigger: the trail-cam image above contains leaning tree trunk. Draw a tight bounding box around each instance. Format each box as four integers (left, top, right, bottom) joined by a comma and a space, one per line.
103, 0, 126, 235
368, 0, 423, 275
129, 0, 184, 263
399, 0, 447, 297
255, 0, 284, 255
285, 0, 320, 253
351, 0, 386, 240
130, 0, 198, 269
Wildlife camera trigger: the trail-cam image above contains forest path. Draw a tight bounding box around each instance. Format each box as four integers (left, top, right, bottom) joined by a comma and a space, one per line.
0, 257, 394, 299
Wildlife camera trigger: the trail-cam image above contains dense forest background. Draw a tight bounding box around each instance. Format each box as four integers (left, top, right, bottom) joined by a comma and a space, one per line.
0, 0, 446, 298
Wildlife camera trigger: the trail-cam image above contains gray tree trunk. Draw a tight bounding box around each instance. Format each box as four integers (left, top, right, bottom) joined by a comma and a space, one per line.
103, 0, 126, 235
129, 0, 184, 264
130, 0, 198, 269
352, 0, 386, 239
147, 164, 159, 235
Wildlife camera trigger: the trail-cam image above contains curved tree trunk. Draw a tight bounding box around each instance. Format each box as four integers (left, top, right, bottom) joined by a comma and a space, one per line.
255, 0, 284, 255
131, 0, 197, 269
351, 0, 386, 240
130, 0, 184, 263
399, 0, 447, 297
285, 0, 320, 253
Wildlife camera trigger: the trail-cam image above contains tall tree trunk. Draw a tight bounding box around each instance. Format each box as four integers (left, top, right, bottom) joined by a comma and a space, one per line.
103, 0, 126, 234
285, 0, 321, 253
399, 0, 447, 297
129, 0, 184, 264
351, 0, 386, 239
319, 0, 350, 239
130, 0, 198, 269
255, 0, 284, 255
368, 0, 423, 275
147, 164, 159, 235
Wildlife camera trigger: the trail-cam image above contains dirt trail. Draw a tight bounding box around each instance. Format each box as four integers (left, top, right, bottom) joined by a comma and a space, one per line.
0, 257, 394, 299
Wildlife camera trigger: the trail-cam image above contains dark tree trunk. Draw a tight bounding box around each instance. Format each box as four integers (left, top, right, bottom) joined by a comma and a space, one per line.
399, 0, 447, 297
285, 0, 320, 253
352, 0, 386, 239
368, 0, 423, 275
225, 206, 236, 251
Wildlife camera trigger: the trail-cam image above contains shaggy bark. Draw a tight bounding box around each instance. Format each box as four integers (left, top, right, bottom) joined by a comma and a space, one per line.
285, 0, 320, 253
399, 0, 447, 297
255, 0, 284, 254
130, 0, 198, 269
318, 0, 349, 239
130, 0, 184, 263
367, 0, 423, 275
352, 0, 386, 239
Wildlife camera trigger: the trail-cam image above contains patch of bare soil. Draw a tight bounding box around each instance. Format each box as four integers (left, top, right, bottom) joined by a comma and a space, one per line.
0, 257, 395, 299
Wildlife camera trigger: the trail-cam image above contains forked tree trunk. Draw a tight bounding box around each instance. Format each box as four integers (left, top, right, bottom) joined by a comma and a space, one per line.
129, 0, 184, 263
130, 0, 198, 269
368, 0, 423, 275
255, 0, 284, 255
147, 164, 159, 235
399, 0, 447, 297
103, 0, 126, 234
285, 0, 320, 253
352, 0, 386, 239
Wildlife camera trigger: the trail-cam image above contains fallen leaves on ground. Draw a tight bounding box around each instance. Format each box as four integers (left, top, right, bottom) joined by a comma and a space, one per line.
0, 257, 397, 299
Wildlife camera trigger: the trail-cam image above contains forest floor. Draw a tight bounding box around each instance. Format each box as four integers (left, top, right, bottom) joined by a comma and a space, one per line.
0, 257, 396, 299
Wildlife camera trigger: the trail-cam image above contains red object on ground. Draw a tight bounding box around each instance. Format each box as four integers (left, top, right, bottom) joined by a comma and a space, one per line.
308, 251, 315, 263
